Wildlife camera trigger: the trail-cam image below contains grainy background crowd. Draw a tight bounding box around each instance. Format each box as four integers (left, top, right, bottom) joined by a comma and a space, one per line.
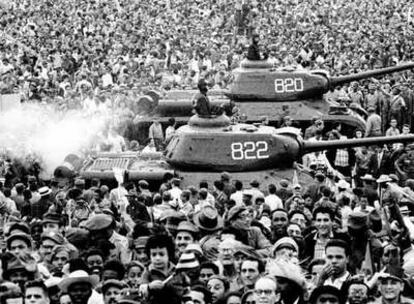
1, 0, 414, 304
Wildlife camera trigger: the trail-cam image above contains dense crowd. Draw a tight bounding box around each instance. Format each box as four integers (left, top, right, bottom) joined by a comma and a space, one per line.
1, 0, 414, 304
1, 0, 414, 134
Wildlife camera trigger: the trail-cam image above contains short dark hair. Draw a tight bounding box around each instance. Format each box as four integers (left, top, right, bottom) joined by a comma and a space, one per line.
313, 207, 334, 220
288, 210, 307, 221
213, 180, 224, 191
325, 239, 350, 257
25, 280, 48, 296
308, 258, 326, 273
200, 261, 219, 274
234, 180, 243, 191
241, 258, 265, 274
145, 234, 175, 262
103, 260, 125, 280
191, 285, 212, 304
271, 208, 288, 217
85, 248, 105, 261
268, 184, 277, 194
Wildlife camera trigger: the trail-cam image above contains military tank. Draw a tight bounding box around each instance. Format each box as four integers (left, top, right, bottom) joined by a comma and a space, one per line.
132, 61, 414, 139
58, 114, 414, 189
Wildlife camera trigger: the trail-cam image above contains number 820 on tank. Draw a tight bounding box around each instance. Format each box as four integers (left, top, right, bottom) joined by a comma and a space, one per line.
231, 141, 269, 160
274, 78, 304, 93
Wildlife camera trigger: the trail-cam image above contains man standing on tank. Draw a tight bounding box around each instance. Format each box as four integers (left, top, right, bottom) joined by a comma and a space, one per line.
193, 79, 211, 117
247, 34, 267, 61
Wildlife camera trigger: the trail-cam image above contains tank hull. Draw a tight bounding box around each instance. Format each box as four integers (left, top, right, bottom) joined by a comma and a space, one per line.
75, 152, 313, 189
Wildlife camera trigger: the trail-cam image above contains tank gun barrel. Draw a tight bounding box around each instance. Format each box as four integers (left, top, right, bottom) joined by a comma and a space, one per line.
329, 62, 414, 88
302, 135, 414, 154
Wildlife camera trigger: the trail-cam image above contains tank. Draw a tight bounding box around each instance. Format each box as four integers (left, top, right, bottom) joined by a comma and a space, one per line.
71, 115, 414, 189
132, 61, 414, 139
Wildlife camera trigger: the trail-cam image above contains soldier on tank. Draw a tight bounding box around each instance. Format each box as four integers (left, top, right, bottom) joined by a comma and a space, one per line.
395, 143, 414, 182
193, 78, 211, 117
246, 34, 266, 61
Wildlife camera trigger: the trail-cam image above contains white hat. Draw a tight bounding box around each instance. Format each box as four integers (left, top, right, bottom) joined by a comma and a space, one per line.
58, 270, 98, 293
38, 186, 52, 197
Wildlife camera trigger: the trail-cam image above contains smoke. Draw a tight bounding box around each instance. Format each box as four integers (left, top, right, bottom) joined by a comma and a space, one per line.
0, 104, 109, 179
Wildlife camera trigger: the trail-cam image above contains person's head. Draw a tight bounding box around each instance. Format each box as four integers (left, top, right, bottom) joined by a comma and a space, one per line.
67, 282, 92, 304
198, 79, 208, 94
125, 262, 144, 288
102, 280, 125, 304
207, 276, 229, 303
289, 211, 307, 230
51, 246, 71, 273
378, 274, 404, 303
286, 223, 302, 239
102, 260, 125, 282
229, 206, 251, 230
218, 239, 238, 266
309, 286, 342, 304
308, 259, 326, 285
224, 292, 242, 304
40, 234, 64, 260
85, 249, 105, 276
313, 207, 334, 237
402, 124, 410, 134
346, 280, 369, 304
25, 280, 49, 304
199, 262, 219, 285
234, 180, 243, 191
175, 222, 198, 254
132, 236, 149, 266
325, 239, 349, 277
240, 259, 264, 288
271, 209, 288, 235
390, 119, 397, 128
253, 277, 279, 304
145, 234, 175, 270
7, 234, 32, 256
42, 213, 62, 234
185, 285, 212, 304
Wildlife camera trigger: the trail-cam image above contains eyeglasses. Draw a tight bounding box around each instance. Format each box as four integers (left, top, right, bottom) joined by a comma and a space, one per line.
254, 289, 274, 296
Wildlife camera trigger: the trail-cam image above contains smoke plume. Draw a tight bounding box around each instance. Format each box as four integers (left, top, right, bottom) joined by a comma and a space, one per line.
0, 104, 109, 179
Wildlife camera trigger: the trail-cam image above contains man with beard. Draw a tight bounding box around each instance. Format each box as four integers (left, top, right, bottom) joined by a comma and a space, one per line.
318, 239, 351, 290
271, 209, 289, 242
344, 279, 370, 304
175, 221, 199, 257
102, 280, 126, 304
227, 206, 272, 257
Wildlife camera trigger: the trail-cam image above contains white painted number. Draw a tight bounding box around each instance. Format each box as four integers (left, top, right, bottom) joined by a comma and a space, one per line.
231, 141, 269, 160
274, 78, 304, 93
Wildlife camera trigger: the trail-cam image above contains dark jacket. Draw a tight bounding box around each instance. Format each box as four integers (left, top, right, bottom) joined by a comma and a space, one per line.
303, 230, 350, 264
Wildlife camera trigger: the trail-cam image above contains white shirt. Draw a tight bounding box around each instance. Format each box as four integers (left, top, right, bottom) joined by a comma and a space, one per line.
230, 190, 244, 206
324, 271, 351, 290
265, 194, 283, 211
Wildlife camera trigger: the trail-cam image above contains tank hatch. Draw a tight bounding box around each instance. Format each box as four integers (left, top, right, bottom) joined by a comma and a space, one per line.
187, 114, 231, 128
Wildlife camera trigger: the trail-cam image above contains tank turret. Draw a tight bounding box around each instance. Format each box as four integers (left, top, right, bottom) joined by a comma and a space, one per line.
165, 115, 414, 172
228, 60, 414, 101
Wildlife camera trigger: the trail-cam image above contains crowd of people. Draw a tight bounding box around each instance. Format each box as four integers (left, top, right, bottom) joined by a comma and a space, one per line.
1, 0, 414, 135
1, 0, 414, 304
